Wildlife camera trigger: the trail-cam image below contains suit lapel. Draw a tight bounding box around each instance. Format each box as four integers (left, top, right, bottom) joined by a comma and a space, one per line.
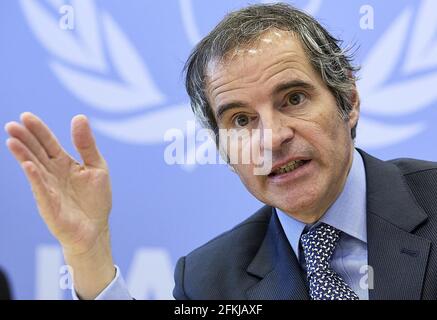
245, 208, 309, 300
359, 149, 431, 300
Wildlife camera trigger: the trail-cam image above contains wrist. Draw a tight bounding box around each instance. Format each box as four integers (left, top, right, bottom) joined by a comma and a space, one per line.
63, 230, 115, 299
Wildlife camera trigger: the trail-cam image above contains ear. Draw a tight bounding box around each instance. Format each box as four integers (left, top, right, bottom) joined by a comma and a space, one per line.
348, 84, 360, 129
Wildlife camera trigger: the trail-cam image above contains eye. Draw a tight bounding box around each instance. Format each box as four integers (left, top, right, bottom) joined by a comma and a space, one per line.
287, 92, 306, 106
233, 114, 250, 127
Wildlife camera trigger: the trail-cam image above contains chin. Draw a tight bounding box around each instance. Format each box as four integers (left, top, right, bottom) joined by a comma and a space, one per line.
272, 188, 320, 214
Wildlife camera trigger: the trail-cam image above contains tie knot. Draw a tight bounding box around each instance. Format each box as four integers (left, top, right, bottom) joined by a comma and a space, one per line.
300, 223, 341, 275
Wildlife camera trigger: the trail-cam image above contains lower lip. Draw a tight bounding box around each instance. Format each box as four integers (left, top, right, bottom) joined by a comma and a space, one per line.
267, 160, 313, 184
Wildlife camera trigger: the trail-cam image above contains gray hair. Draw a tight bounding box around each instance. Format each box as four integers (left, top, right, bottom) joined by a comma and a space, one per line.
184, 2, 360, 144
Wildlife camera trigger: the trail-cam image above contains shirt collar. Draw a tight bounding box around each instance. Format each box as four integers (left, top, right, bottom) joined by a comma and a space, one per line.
276, 149, 367, 258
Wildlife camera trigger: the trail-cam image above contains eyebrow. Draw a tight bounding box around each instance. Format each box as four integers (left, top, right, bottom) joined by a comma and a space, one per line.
272, 80, 316, 96
215, 80, 316, 121
216, 102, 248, 121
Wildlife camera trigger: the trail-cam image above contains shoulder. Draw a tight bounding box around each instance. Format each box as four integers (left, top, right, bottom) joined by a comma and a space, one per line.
388, 157, 437, 222
184, 205, 272, 263
389, 157, 437, 195
173, 205, 273, 299
389, 157, 437, 176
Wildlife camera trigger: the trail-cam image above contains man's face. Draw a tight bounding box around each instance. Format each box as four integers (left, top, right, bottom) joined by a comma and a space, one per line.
206, 30, 359, 223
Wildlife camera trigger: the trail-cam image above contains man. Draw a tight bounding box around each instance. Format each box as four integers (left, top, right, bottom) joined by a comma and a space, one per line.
4, 3, 437, 300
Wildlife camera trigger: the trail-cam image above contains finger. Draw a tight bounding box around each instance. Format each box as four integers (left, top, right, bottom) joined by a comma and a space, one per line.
20, 112, 65, 159
71, 115, 105, 168
21, 161, 55, 223
5, 121, 51, 168
6, 138, 49, 179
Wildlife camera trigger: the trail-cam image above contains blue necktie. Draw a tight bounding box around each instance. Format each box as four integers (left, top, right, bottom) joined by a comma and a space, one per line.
300, 223, 359, 300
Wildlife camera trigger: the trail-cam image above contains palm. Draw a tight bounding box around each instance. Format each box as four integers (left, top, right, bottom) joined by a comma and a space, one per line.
6, 113, 112, 255
46, 158, 112, 252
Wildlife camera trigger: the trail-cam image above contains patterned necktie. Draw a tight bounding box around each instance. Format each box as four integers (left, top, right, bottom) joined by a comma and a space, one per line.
300, 223, 359, 300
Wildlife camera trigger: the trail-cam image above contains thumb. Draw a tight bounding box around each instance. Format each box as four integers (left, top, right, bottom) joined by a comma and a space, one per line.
71, 115, 105, 168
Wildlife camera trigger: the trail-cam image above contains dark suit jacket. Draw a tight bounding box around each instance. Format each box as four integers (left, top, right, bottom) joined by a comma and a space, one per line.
173, 149, 437, 300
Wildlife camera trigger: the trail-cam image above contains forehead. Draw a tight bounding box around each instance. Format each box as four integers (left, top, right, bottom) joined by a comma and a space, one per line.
205, 30, 320, 106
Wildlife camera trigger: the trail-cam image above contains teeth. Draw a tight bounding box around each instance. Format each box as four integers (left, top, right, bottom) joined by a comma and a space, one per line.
273, 160, 305, 175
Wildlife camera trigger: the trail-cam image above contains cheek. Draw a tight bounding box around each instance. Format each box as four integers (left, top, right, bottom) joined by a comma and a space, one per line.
224, 133, 252, 161
234, 163, 264, 194
299, 111, 350, 153
225, 132, 269, 169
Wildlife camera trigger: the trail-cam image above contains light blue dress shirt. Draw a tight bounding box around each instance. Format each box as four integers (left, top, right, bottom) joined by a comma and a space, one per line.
72, 265, 132, 300
276, 149, 368, 299
73, 149, 368, 300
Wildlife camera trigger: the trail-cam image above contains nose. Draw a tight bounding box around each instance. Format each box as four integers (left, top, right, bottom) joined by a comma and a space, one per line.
259, 111, 294, 152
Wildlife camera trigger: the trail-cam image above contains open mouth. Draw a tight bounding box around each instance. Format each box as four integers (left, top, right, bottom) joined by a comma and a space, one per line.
268, 159, 311, 178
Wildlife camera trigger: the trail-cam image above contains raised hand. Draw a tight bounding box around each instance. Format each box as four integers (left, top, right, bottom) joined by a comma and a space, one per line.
5, 112, 115, 299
